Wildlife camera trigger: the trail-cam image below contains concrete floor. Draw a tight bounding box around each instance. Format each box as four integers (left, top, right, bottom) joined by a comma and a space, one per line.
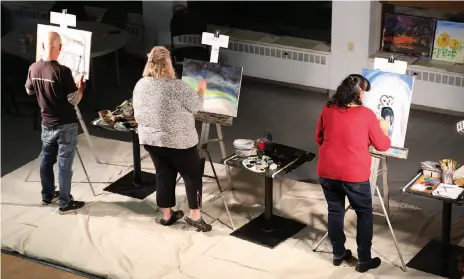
2, 52, 463, 214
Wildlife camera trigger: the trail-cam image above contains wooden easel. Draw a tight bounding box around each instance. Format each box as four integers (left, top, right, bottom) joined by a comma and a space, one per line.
313, 56, 412, 271
176, 30, 236, 229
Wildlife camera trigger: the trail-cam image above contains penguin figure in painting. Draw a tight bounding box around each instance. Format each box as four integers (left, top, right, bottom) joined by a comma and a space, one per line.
379, 95, 395, 138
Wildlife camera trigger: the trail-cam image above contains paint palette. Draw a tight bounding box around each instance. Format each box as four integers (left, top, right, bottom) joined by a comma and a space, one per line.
410, 175, 441, 194
242, 157, 268, 173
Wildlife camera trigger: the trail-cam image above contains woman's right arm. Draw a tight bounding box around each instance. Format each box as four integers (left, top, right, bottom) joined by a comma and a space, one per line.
368, 112, 391, 151
179, 80, 204, 113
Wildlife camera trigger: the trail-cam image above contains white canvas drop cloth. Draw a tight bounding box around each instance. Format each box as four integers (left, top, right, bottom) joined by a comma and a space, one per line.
2, 135, 463, 279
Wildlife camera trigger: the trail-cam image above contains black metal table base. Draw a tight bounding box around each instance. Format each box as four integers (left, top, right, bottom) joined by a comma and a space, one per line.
231, 213, 306, 248
103, 170, 157, 200
406, 239, 464, 279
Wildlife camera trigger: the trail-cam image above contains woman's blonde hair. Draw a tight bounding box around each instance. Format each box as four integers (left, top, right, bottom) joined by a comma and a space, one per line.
142, 46, 176, 78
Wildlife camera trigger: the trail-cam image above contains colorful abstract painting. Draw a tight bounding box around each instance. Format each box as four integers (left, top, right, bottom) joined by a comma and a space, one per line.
381, 13, 436, 57
432, 20, 464, 63
182, 59, 243, 117
361, 69, 415, 148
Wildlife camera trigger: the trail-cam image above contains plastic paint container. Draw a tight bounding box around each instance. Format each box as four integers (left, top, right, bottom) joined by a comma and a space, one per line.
233, 139, 254, 157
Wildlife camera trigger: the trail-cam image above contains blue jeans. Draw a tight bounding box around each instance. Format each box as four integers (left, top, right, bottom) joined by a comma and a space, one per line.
40, 123, 78, 208
319, 178, 374, 263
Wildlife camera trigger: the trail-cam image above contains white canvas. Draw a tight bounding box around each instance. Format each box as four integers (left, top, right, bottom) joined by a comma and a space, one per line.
362, 69, 415, 148
36, 24, 92, 81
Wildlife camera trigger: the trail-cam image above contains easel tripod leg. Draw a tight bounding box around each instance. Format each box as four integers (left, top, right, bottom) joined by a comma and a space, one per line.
375, 185, 406, 271
76, 148, 97, 196
381, 157, 390, 216
215, 124, 234, 190
313, 205, 350, 251
75, 105, 100, 164
207, 150, 235, 230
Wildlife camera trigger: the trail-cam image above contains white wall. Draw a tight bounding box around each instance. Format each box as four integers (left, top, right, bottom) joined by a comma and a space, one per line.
329, 1, 382, 90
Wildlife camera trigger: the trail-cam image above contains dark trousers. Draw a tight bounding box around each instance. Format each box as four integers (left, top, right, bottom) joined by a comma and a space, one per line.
319, 178, 373, 263
144, 145, 203, 209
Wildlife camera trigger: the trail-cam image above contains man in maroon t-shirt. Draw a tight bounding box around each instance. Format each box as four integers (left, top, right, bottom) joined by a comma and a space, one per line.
25, 31, 86, 214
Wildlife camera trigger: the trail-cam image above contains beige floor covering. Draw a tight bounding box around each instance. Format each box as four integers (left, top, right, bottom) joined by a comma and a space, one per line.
2, 135, 463, 279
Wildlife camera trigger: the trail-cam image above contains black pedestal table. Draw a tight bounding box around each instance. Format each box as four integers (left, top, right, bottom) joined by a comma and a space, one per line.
92, 119, 157, 200
402, 171, 464, 279
222, 143, 316, 248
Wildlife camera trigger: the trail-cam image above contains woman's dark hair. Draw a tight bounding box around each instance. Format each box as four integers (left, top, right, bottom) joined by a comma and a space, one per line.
327, 74, 371, 109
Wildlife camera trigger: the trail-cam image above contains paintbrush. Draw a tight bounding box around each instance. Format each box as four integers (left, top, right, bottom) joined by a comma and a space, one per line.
439, 159, 460, 172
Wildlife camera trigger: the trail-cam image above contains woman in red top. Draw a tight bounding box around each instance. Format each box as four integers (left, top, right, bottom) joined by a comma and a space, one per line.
315, 74, 391, 273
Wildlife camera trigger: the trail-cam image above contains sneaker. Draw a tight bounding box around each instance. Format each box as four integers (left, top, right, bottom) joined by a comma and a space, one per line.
59, 201, 85, 215
42, 191, 59, 205
333, 249, 352, 266
184, 217, 212, 232
42, 192, 74, 206
159, 210, 184, 226
356, 257, 381, 273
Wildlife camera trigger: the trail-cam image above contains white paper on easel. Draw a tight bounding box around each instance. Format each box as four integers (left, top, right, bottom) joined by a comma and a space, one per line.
373, 57, 408, 75
36, 24, 92, 80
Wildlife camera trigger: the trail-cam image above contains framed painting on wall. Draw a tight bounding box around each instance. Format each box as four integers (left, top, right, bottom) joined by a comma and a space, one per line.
432, 20, 464, 63
361, 68, 415, 148
381, 13, 436, 58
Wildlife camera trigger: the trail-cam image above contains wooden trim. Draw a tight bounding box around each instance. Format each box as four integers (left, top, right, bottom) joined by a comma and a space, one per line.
380, 1, 464, 13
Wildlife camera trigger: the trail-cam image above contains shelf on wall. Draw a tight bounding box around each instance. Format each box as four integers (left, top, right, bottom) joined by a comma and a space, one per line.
206, 25, 331, 53
369, 51, 464, 75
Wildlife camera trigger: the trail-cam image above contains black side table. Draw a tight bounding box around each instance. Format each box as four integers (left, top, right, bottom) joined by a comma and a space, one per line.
402, 171, 464, 279
92, 119, 157, 200
222, 143, 315, 248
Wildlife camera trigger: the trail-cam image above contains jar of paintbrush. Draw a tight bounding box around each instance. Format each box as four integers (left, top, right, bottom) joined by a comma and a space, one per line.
440, 159, 460, 185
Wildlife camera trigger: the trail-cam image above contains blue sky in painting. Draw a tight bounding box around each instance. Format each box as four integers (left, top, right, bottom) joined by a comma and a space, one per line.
436, 20, 464, 42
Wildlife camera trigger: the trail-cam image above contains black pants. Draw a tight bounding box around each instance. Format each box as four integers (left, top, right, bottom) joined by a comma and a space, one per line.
145, 145, 202, 209
319, 178, 374, 263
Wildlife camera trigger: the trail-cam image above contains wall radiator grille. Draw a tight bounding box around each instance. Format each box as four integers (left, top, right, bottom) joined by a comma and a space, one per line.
406, 69, 464, 88
176, 35, 329, 67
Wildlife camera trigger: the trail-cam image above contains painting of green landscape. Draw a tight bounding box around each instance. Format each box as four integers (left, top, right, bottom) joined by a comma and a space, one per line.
182, 59, 243, 117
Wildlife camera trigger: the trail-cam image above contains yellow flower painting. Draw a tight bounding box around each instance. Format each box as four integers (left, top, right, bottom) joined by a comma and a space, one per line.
432, 20, 464, 63
449, 39, 461, 51
436, 32, 451, 48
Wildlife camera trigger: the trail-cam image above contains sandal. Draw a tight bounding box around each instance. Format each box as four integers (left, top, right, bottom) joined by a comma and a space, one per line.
184, 217, 212, 232
159, 210, 184, 226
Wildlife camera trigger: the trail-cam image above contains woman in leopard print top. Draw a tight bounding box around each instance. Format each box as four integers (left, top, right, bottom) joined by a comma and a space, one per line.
133, 46, 211, 232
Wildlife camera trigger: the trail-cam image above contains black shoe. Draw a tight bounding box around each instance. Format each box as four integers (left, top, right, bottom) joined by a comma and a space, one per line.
356, 257, 381, 273
159, 210, 184, 226
184, 217, 212, 232
42, 191, 59, 205
42, 192, 74, 205
59, 201, 85, 215
333, 249, 352, 266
